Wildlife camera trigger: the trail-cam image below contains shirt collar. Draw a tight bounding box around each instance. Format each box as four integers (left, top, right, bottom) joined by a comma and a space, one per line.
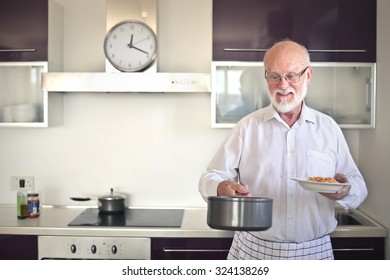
300, 102, 316, 125
264, 102, 316, 125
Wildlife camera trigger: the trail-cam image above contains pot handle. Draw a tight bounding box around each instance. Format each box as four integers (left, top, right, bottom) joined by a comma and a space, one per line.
70, 197, 91, 201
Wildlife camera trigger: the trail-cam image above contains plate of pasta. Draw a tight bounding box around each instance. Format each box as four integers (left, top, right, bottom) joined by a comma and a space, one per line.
290, 176, 351, 193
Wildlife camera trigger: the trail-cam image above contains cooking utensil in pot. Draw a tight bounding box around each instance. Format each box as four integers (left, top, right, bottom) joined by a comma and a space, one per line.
234, 167, 241, 184
98, 188, 126, 214
207, 196, 273, 231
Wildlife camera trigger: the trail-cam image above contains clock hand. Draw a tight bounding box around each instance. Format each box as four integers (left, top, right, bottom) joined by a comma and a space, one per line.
130, 34, 134, 46
126, 34, 149, 54
131, 45, 149, 55
133, 37, 149, 45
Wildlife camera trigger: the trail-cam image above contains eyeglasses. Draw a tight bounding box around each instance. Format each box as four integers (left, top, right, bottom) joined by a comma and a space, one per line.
265, 66, 309, 84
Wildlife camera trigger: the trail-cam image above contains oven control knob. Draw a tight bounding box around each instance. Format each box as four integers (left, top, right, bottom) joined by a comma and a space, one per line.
111, 245, 118, 255
70, 244, 77, 254
91, 245, 97, 254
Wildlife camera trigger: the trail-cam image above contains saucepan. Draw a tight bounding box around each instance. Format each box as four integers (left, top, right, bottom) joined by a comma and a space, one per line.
70, 188, 127, 214
97, 188, 126, 214
207, 196, 273, 231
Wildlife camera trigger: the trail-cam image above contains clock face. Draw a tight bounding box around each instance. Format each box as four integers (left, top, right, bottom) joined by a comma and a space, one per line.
104, 20, 157, 72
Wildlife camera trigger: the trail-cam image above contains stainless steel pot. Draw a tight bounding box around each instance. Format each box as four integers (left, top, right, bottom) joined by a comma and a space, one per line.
207, 196, 273, 231
98, 188, 126, 214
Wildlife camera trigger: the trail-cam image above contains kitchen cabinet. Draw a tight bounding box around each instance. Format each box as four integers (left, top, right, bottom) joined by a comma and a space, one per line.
0, 62, 49, 126
331, 237, 385, 260
151, 238, 232, 260
152, 237, 385, 260
0, 0, 48, 62
0, 234, 38, 260
0, 0, 63, 127
0, 235, 384, 260
212, 62, 376, 129
213, 0, 376, 62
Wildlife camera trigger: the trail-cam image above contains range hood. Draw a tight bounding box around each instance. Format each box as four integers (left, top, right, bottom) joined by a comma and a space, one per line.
42, 72, 210, 93
42, 0, 211, 93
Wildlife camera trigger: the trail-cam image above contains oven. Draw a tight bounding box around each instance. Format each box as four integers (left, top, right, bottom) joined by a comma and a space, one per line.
38, 208, 184, 260
38, 236, 151, 260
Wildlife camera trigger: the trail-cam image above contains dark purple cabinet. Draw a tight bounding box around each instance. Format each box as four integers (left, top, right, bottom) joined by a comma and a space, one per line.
0, 235, 38, 260
151, 238, 232, 260
213, 0, 376, 62
152, 237, 384, 260
0, 0, 48, 61
332, 237, 385, 260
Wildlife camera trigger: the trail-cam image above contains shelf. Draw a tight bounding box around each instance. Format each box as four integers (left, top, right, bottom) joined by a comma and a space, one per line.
42, 72, 211, 93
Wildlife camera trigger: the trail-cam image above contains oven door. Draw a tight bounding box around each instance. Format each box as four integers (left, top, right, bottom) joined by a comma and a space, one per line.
38, 236, 151, 260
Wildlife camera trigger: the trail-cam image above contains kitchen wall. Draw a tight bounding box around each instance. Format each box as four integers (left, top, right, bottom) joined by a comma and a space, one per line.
0, 0, 388, 255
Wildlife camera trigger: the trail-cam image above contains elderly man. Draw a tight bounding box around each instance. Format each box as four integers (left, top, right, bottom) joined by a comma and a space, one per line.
199, 40, 367, 260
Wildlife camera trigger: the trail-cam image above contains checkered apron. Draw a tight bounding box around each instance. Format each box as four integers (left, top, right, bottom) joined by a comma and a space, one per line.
227, 231, 334, 260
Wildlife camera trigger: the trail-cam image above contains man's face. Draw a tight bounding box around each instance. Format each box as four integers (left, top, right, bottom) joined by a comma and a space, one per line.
265, 65, 311, 113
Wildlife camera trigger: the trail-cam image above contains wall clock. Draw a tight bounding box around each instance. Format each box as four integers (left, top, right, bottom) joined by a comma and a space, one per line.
104, 20, 157, 72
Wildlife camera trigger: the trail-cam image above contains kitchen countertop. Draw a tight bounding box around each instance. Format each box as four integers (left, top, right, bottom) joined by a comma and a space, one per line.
0, 205, 387, 238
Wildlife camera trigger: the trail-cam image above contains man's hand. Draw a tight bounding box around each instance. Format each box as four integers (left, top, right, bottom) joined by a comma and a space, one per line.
217, 180, 251, 196
320, 173, 351, 200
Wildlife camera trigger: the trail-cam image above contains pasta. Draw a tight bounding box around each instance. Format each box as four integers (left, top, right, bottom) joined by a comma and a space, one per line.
307, 176, 338, 183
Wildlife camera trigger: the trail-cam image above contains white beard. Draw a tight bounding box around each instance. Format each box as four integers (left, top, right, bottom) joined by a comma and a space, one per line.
268, 83, 308, 113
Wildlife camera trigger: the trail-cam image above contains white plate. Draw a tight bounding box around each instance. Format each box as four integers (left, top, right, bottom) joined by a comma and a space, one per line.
290, 178, 351, 193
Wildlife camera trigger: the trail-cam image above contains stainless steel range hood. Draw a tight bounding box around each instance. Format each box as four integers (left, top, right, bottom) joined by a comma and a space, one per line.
42, 72, 210, 93
42, 0, 211, 93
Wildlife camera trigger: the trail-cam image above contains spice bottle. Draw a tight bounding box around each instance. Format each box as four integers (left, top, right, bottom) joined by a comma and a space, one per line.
28, 193, 40, 218
17, 179, 28, 219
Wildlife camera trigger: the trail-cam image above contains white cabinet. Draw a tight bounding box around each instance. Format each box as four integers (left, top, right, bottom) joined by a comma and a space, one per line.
0, 62, 49, 127
212, 62, 376, 129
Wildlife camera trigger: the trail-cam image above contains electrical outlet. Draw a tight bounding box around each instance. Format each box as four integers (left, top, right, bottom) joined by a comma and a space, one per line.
10, 176, 35, 191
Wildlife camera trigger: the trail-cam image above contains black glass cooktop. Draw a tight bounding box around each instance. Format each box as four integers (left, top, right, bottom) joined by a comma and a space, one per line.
68, 208, 184, 227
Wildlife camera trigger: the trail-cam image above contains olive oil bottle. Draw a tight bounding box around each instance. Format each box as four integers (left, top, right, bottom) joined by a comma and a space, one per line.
17, 179, 28, 219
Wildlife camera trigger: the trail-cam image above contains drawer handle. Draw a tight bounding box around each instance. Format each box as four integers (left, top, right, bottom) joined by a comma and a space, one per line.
224, 48, 366, 53
0, 48, 37, 52
333, 248, 374, 252
163, 248, 229, 253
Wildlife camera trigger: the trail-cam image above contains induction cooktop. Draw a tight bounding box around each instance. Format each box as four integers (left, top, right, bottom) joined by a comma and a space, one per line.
68, 208, 184, 227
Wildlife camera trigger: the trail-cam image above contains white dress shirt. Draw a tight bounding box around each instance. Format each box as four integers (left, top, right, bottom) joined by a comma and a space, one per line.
199, 103, 367, 243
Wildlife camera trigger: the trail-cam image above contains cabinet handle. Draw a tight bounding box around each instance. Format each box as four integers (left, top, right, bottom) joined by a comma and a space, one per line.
224, 48, 366, 53
163, 248, 229, 253
333, 248, 374, 252
0, 48, 37, 52
365, 78, 372, 109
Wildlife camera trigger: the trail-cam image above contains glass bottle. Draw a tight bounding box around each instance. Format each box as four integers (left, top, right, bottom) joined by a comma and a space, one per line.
17, 179, 28, 219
